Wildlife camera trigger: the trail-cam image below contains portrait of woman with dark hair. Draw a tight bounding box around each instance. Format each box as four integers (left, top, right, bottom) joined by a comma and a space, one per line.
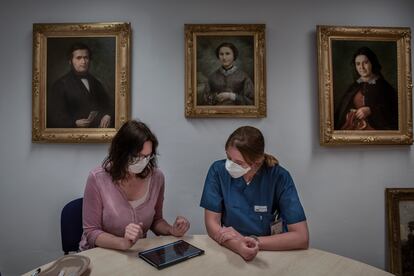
203, 42, 254, 106
334, 46, 398, 130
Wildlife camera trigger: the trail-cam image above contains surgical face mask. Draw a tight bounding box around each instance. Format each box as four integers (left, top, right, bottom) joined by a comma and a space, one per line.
128, 155, 152, 174
225, 159, 251, 178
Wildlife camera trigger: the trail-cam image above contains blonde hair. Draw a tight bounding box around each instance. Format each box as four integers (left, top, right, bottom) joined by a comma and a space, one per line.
264, 153, 278, 167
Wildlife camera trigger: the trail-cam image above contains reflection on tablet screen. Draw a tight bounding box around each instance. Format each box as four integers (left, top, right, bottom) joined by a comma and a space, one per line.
138, 240, 204, 269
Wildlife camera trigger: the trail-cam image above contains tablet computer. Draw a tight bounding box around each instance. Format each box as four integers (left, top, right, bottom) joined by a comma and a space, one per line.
138, 240, 204, 270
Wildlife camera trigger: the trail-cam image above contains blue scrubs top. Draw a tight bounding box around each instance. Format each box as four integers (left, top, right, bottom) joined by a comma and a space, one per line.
200, 159, 306, 236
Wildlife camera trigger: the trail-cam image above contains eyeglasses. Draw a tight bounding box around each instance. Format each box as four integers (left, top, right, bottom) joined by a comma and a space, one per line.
130, 154, 155, 164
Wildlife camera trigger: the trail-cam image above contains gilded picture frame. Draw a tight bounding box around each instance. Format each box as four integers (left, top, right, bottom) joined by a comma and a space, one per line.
185, 24, 266, 118
32, 22, 131, 143
386, 188, 414, 275
317, 25, 412, 145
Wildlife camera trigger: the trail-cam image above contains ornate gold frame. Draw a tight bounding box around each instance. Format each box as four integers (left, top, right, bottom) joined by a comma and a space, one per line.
32, 22, 131, 143
386, 188, 414, 275
185, 24, 266, 118
317, 25, 412, 145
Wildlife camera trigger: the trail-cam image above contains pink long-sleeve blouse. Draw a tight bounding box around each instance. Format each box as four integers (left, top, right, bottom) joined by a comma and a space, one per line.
79, 166, 165, 250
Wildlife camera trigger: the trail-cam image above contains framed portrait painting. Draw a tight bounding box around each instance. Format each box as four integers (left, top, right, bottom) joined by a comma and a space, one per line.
184, 24, 266, 118
317, 25, 412, 145
386, 188, 414, 275
32, 22, 131, 143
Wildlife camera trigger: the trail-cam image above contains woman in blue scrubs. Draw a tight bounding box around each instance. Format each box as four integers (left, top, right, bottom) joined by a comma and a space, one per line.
200, 126, 309, 261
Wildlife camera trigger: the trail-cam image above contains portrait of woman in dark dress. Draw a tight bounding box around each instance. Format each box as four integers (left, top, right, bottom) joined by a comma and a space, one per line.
334, 47, 398, 130
203, 42, 254, 106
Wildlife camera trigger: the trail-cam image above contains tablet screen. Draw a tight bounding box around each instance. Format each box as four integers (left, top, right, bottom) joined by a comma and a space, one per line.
138, 240, 204, 269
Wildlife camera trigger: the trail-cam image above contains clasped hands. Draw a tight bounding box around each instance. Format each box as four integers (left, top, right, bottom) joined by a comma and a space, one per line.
216, 92, 236, 103
353, 106, 371, 119
75, 111, 111, 128
215, 226, 259, 261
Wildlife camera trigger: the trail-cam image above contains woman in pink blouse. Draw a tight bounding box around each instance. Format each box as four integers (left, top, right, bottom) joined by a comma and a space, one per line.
79, 120, 190, 251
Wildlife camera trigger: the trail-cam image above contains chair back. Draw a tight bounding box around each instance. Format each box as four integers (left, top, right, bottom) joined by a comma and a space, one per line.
61, 197, 83, 254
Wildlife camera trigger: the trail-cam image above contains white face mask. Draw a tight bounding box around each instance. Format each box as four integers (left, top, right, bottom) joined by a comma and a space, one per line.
128, 157, 150, 174
225, 159, 251, 178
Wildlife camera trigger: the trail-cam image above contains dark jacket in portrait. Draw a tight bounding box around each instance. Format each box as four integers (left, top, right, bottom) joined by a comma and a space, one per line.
204, 66, 254, 105
47, 70, 114, 128
334, 77, 398, 130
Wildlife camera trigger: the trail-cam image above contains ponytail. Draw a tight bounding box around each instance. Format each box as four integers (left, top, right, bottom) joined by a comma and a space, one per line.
264, 153, 278, 167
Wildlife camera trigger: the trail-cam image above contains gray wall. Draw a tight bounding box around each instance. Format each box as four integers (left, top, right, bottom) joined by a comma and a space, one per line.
0, 0, 413, 275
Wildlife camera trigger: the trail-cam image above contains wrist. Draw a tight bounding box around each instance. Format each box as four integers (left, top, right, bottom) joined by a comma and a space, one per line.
168, 225, 174, 236
249, 235, 259, 242
234, 238, 244, 253
120, 237, 132, 250
249, 235, 260, 249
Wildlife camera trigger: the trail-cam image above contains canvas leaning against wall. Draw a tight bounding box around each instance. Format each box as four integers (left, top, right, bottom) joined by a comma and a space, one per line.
317, 25, 412, 145
32, 22, 131, 143
386, 188, 414, 276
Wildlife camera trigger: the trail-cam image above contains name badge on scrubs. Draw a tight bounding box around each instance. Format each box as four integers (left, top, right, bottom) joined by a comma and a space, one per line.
271, 218, 283, 235
254, 205, 268, 213
270, 209, 283, 235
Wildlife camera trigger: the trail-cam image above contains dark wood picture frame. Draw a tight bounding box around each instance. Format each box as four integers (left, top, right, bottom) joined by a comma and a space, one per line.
386, 188, 414, 275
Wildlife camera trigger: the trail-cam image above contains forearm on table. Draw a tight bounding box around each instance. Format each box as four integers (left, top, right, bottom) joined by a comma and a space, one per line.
258, 222, 309, 250
207, 225, 239, 253
151, 218, 172, 235
221, 237, 243, 254
95, 232, 131, 250
205, 216, 242, 254
205, 215, 223, 243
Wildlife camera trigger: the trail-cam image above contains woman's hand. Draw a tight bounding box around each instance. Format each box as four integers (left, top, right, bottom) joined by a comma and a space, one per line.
216, 92, 236, 103
355, 106, 371, 119
75, 118, 93, 127
236, 236, 259, 261
124, 222, 144, 244
215, 226, 242, 244
215, 227, 258, 261
169, 216, 190, 237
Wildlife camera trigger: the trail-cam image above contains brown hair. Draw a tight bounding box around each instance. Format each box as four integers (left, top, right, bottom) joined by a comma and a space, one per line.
102, 120, 158, 181
215, 42, 239, 60
225, 126, 278, 167
67, 42, 92, 61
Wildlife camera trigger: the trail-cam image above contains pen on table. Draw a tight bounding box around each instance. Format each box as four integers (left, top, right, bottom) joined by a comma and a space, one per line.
57, 269, 65, 276
30, 268, 41, 276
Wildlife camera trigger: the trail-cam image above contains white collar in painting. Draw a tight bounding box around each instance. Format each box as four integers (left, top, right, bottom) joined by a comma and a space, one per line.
357, 75, 379, 84
220, 65, 238, 76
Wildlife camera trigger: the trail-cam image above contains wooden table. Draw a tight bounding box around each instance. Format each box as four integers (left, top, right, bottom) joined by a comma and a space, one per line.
24, 235, 393, 276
